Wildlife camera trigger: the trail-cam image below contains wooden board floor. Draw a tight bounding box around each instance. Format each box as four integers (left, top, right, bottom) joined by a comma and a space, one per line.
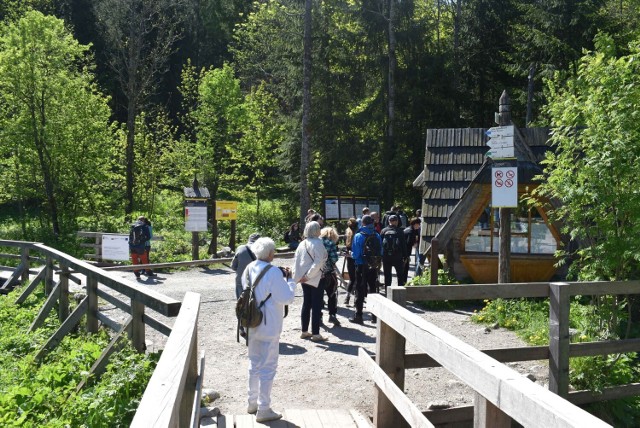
215, 409, 372, 428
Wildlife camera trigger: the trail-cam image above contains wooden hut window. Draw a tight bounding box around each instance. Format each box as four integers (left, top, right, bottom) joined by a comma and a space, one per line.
464, 197, 557, 254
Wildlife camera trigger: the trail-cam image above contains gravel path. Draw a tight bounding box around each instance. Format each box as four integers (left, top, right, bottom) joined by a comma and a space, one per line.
107, 256, 548, 423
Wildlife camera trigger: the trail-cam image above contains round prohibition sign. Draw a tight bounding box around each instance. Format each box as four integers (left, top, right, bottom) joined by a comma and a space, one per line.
506, 170, 515, 179
495, 179, 504, 187
495, 171, 504, 179
505, 179, 514, 187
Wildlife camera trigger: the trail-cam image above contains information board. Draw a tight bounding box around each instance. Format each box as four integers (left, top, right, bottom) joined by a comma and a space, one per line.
101, 234, 130, 261
323, 195, 381, 220
185, 205, 208, 231
215, 200, 238, 221
491, 167, 518, 208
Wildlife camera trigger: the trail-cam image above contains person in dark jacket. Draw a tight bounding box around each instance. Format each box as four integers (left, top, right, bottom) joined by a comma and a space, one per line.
402, 218, 422, 284
380, 215, 408, 291
349, 215, 382, 324
129, 216, 151, 280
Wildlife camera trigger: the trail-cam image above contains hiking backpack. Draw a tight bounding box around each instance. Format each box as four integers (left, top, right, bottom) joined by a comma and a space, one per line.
382, 229, 403, 257
236, 265, 273, 343
362, 233, 382, 269
129, 221, 149, 246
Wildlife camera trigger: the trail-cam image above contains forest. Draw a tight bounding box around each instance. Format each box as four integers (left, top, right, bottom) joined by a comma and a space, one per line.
0, 0, 639, 247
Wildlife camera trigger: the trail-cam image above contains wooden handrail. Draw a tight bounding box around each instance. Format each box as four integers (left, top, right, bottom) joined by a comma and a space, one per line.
368, 293, 612, 428
131, 292, 201, 428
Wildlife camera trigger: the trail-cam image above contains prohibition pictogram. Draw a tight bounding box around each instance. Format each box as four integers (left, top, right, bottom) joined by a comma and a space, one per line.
495, 171, 504, 179
505, 179, 514, 187
506, 170, 515, 179
495, 179, 504, 187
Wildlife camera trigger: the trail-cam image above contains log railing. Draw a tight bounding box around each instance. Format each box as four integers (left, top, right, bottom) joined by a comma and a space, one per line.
365, 281, 640, 427
0, 240, 203, 427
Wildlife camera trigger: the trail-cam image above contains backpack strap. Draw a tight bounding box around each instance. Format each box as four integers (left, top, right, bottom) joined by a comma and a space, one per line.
246, 246, 257, 261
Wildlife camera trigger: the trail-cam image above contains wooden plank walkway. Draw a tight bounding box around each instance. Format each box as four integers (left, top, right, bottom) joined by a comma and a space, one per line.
215, 409, 372, 428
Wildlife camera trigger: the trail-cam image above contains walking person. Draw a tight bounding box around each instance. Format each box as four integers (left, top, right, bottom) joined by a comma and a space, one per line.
129, 216, 151, 280
320, 226, 340, 325
242, 237, 297, 423
293, 221, 328, 341
380, 215, 408, 291
343, 217, 358, 306
231, 233, 261, 338
402, 218, 422, 284
349, 215, 382, 324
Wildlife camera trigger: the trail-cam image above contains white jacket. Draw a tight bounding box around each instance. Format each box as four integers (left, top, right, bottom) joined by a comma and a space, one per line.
292, 238, 327, 287
242, 260, 296, 341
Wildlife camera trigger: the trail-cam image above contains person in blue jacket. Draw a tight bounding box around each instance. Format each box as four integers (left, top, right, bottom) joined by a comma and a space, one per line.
349, 215, 383, 324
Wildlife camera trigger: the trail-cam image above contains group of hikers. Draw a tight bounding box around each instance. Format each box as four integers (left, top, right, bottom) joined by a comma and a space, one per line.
229, 205, 422, 422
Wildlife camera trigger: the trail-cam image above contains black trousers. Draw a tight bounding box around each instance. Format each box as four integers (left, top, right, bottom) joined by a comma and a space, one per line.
320, 273, 338, 316
382, 256, 405, 288
346, 256, 356, 294
354, 264, 378, 316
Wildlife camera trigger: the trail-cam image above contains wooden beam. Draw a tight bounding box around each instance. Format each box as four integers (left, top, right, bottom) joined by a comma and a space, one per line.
190, 351, 206, 428
0, 261, 24, 290
367, 294, 611, 428
423, 405, 474, 425
374, 286, 408, 428
29, 282, 60, 332
474, 392, 511, 428
568, 383, 640, 405
404, 345, 550, 369
131, 292, 201, 428
143, 314, 172, 337
35, 297, 88, 362
15, 268, 46, 305
130, 299, 146, 353
569, 339, 640, 357
549, 282, 570, 397
58, 264, 69, 322
86, 276, 99, 334
96, 287, 130, 312
75, 317, 133, 393
359, 349, 434, 428
96, 312, 124, 332
403, 283, 549, 301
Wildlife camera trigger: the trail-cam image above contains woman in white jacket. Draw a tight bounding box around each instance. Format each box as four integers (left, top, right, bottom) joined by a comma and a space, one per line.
242, 237, 297, 423
292, 221, 328, 341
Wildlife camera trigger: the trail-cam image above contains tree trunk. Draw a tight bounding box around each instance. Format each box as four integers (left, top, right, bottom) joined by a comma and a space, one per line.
526, 63, 536, 126
300, 0, 312, 225
125, 98, 136, 217
384, 0, 397, 208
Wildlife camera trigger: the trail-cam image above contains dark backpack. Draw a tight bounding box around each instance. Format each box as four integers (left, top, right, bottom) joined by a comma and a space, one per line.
129, 222, 149, 246
284, 231, 291, 243
236, 265, 272, 344
382, 229, 402, 257
362, 233, 381, 269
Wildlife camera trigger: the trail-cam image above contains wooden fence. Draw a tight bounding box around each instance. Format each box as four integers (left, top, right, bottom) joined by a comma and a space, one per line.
0, 240, 203, 427
364, 282, 640, 427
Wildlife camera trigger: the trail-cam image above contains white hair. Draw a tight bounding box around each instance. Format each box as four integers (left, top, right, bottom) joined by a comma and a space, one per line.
251, 237, 276, 261
304, 221, 321, 239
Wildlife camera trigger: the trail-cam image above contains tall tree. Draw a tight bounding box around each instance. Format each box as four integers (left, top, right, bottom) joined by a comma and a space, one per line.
93, 0, 190, 217
300, 0, 313, 224
0, 11, 113, 237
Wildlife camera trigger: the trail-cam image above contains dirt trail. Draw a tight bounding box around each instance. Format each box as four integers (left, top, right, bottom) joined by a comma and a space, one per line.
107, 256, 548, 422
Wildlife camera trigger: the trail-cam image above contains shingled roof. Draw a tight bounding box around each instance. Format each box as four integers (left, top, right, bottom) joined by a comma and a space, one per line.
417, 127, 551, 245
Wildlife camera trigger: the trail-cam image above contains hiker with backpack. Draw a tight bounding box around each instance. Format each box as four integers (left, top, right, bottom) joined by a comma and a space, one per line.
240, 237, 297, 423
349, 214, 383, 324
231, 233, 261, 338
129, 216, 152, 280
292, 221, 328, 342
380, 215, 408, 291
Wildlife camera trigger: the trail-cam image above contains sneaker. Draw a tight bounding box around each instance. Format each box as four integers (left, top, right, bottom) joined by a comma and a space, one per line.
349, 315, 364, 325
300, 331, 313, 339
370, 314, 377, 323
310, 334, 327, 342
247, 403, 258, 414
134, 273, 141, 280
255, 408, 282, 423
343, 297, 351, 307
328, 315, 340, 325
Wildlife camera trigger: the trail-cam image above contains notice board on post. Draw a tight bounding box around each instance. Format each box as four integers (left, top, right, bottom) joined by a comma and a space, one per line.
323, 195, 380, 220
185, 199, 209, 232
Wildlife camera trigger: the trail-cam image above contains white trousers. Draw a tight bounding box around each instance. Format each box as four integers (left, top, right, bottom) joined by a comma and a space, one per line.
247, 337, 280, 410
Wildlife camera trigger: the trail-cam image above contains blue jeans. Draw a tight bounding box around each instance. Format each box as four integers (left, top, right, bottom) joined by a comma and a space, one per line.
301, 282, 325, 335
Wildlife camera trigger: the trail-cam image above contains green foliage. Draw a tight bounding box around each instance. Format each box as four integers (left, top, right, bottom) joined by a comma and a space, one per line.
537, 33, 640, 282
0, 286, 156, 427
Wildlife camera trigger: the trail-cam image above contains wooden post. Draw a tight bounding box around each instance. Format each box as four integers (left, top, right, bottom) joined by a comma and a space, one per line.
430, 238, 439, 285
45, 255, 54, 296
191, 232, 199, 261
374, 287, 408, 428
130, 298, 146, 353
86, 275, 99, 334
473, 393, 511, 428
59, 263, 69, 322
230, 220, 237, 251
498, 91, 512, 284
549, 282, 570, 397
96, 234, 102, 262
20, 246, 29, 284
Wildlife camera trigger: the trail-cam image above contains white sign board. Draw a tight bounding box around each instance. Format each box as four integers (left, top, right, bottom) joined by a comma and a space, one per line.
487, 146, 514, 158
324, 198, 340, 219
185, 205, 208, 232
492, 167, 518, 207
486, 126, 515, 159
101, 234, 130, 261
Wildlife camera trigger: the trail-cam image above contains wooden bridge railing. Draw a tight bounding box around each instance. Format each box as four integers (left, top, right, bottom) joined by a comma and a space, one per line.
0, 240, 203, 427
363, 281, 640, 427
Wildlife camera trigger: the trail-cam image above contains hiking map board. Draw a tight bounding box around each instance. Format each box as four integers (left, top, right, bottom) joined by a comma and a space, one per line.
323, 195, 380, 220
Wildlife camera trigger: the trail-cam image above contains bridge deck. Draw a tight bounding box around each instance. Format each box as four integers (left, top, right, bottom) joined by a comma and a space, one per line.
215, 409, 372, 428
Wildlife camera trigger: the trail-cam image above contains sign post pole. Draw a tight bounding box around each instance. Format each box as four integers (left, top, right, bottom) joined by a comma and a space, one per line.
497, 91, 512, 284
